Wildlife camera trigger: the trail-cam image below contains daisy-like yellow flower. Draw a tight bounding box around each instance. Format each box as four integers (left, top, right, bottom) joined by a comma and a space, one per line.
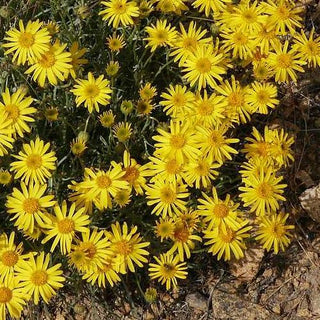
215, 76, 252, 124
183, 156, 220, 189
149, 253, 187, 290
15, 252, 65, 305
203, 219, 252, 261
0, 87, 36, 138
71, 72, 112, 113
107, 33, 126, 52
170, 22, 212, 67
239, 167, 287, 216
0, 110, 14, 157
45, 21, 59, 36
176, 210, 200, 231
153, 120, 200, 164
69, 229, 112, 272
99, 0, 140, 28
255, 212, 294, 254
136, 99, 154, 115
122, 150, 147, 194
3, 19, 51, 65
262, 0, 303, 35
183, 44, 226, 89
44, 107, 59, 121
155, 0, 188, 14
0, 275, 28, 319
246, 82, 279, 115
0, 232, 28, 281
100, 110, 115, 128
145, 179, 189, 217
82, 258, 120, 287
10, 137, 57, 184
25, 40, 72, 87
106, 60, 120, 77
168, 222, 202, 261
144, 155, 184, 184
139, 82, 157, 101
160, 84, 195, 118
120, 100, 134, 115
189, 90, 225, 127
114, 189, 131, 207
0, 170, 12, 186
197, 187, 241, 231
194, 125, 239, 164
68, 41, 88, 79
41, 201, 91, 254
113, 122, 132, 142
268, 41, 306, 83
192, 0, 231, 16
6, 182, 55, 233
292, 28, 320, 68
155, 217, 175, 241
145, 19, 177, 52
70, 133, 88, 156
76, 165, 128, 210
106, 222, 150, 274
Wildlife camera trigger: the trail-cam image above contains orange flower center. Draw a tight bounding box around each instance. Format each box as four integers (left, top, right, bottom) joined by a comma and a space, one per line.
0, 287, 12, 303
5, 104, 20, 121
170, 134, 186, 149
196, 58, 211, 73
256, 182, 273, 199
213, 204, 229, 218
123, 166, 140, 184
19, 32, 35, 48
26, 154, 43, 169
31, 270, 48, 286
39, 51, 56, 68
220, 228, 235, 243
58, 218, 75, 234
160, 187, 176, 203
276, 53, 293, 68
1, 250, 18, 267
23, 198, 40, 214
96, 175, 112, 189
84, 84, 100, 98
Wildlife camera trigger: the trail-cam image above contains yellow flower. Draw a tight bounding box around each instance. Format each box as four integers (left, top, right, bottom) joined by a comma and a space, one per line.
192, 0, 231, 16
0, 87, 36, 138
68, 41, 88, 79
167, 222, 202, 261
255, 212, 294, 253
239, 167, 287, 216
183, 44, 226, 89
76, 166, 128, 210
41, 201, 91, 254
145, 19, 177, 52
0, 170, 12, 185
197, 187, 241, 231
139, 82, 157, 101
6, 182, 55, 233
0, 110, 14, 157
155, 0, 188, 14
114, 189, 131, 207
107, 33, 126, 52
120, 100, 134, 115
136, 99, 154, 115
71, 72, 112, 113
155, 217, 175, 241
106, 222, 150, 274
268, 41, 306, 83
262, 0, 303, 35
292, 28, 320, 68
106, 60, 120, 77
70, 134, 88, 156
0, 275, 29, 319
10, 137, 57, 184
148, 253, 187, 290
99, 0, 140, 28
153, 120, 200, 165
113, 122, 132, 142
15, 252, 65, 305
25, 40, 72, 87
45, 21, 59, 36
145, 179, 189, 217
44, 107, 59, 121
246, 81, 279, 114
99, 110, 115, 128
203, 219, 252, 261
3, 19, 51, 65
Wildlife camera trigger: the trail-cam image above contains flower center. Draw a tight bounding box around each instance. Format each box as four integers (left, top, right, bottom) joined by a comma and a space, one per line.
213, 204, 229, 218
96, 175, 112, 189
233, 32, 248, 45
5, 104, 20, 121
195, 160, 209, 175
82, 242, 97, 259
0, 287, 12, 303
256, 182, 273, 199
39, 51, 56, 68
220, 227, 235, 243
123, 166, 140, 184
19, 32, 35, 48
1, 250, 18, 267
114, 2, 127, 14
306, 41, 319, 55
173, 94, 186, 107
173, 225, 189, 242
26, 154, 43, 169
114, 240, 133, 256
155, 30, 168, 42
85, 84, 100, 98
58, 218, 75, 234
31, 270, 48, 286
276, 5, 290, 20
170, 134, 186, 149
270, 223, 285, 238
256, 90, 269, 104
162, 263, 176, 278
165, 159, 180, 174
276, 53, 293, 68
197, 101, 213, 116
228, 92, 244, 107
256, 142, 269, 157
160, 186, 176, 204
23, 198, 40, 214
183, 37, 197, 50
209, 131, 223, 147
242, 10, 256, 23
196, 58, 211, 73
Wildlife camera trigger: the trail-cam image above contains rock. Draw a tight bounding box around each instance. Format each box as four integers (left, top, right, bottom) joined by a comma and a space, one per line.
211, 290, 278, 320
299, 184, 320, 222
185, 292, 207, 311
230, 246, 265, 282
